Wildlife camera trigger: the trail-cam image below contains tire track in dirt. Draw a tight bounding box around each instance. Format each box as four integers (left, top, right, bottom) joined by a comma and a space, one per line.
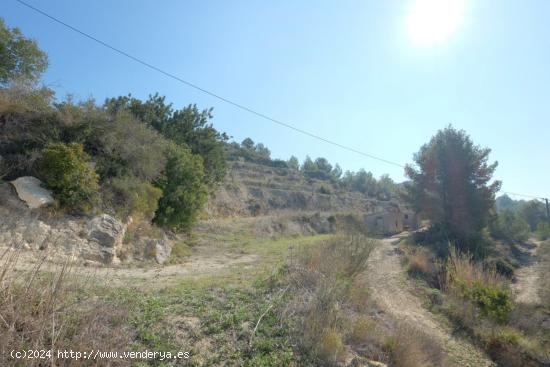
366, 235, 495, 367
511, 240, 543, 304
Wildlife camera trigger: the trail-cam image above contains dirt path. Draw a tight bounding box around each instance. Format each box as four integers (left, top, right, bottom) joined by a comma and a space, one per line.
511, 240, 543, 304
11, 246, 259, 288
366, 235, 495, 367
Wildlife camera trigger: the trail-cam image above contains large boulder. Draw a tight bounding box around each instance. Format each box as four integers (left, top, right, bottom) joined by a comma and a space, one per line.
10, 177, 54, 209
88, 214, 126, 263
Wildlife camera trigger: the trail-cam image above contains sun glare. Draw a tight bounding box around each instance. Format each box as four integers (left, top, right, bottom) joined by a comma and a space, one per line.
407, 0, 465, 45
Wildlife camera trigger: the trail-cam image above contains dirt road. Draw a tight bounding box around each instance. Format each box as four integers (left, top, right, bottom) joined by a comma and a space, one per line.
511, 240, 543, 304
11, 246, 259, 288
366, 235, 495, 367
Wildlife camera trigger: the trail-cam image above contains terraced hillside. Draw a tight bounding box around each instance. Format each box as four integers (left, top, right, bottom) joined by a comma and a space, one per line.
206, 161, 416, 234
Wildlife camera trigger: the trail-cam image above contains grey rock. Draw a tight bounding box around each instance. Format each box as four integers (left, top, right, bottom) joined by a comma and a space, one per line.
0, 183, 130, 264
10, 177, 54, 209
88, 214, 125, 263
145, 239, 171, 264
88, 214, 124, 247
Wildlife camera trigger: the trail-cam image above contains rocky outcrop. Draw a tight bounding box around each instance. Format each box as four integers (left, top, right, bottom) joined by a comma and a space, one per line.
0, 182, 170, 265
10, 176, 54, 209
88, 214, 126, 263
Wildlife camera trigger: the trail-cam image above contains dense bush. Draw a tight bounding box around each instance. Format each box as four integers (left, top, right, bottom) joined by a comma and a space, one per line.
96, 111, 167, 181
444, 247, 513, 323
318, 185, 331, 195
104, 94, 228, 186
536, 222, 550, 240
519, 200, 547, 231
489, 210, 530, 243
153, 145, 208, 231
38, 143, 99, 212
103, 175, 162, 220
453, 280, 513, 323
1, 77, 225, 232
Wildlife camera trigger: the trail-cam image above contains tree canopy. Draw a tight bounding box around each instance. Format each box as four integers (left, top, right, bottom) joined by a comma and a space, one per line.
104, 94, 228, 186
0, 19, 48, 86
405, 126, 501, 250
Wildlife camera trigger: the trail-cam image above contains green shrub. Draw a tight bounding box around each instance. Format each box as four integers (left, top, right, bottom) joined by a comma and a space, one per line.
489, 210, 530, 243
318, 185, 331, 195
38, 143, 99, 212
536, 221, 550, 240
349, 315, 375, 345
96, 112, 167, 181
154, 144, 208, 232
493, 259, 515, 278
445, 247, 513, 323
318, 329, 344, 363
465, 281, 513, 323
427, 288, 444, 307
104, 175, 162, 220
167, 241, 192, 264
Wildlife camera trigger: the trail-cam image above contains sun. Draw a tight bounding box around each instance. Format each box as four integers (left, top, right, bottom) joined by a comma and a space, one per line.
407, 0, 466, 45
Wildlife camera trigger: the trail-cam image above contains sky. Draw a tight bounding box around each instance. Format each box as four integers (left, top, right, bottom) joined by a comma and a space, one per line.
3, 0, 549, 199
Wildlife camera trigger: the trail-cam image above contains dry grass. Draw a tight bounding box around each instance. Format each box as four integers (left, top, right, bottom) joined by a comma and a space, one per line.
283, 234, 447, 366
0, 249, 134, 366
284, 234, 379, 365
426, 245, 549, 365
405, 246, 441, 287
443, 246, 506, 293
385, 322, 446, 367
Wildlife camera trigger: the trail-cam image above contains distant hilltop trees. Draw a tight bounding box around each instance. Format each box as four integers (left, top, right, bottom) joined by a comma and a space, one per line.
227, 137, 402, 201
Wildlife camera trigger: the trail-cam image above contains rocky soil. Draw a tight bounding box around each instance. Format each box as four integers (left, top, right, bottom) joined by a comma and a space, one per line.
0, 182, 170, 265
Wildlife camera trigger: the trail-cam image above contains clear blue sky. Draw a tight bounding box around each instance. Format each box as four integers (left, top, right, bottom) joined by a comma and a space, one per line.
3, 0, 549, 198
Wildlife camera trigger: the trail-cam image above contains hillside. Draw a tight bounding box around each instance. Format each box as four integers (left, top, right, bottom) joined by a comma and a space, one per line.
205, 160, 417, 235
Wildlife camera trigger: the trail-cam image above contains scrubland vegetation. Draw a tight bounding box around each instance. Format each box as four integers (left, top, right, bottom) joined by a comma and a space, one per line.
1, 232, 452, 366
403, 240, 549, 366
1, 84, 225, 231
2, 15, 550, 367
401, 126, 550, 366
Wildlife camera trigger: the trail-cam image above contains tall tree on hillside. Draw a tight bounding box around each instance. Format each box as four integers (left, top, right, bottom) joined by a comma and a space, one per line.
378, 174, 397, 200
405, 126, 501, 247
288, 156, 299, 170
331, 164, 343, 179
241, 138, 255, 150
301, 156, 315, 172
0, 18, 48, 86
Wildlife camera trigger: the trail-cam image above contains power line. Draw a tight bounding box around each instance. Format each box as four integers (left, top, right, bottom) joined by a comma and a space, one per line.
14, 0, 405, 169
501, 191, 545, 200
14, 0, 547, 201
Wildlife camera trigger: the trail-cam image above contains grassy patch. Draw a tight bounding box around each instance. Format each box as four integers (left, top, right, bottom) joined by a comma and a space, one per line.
166, 241, 192, 264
